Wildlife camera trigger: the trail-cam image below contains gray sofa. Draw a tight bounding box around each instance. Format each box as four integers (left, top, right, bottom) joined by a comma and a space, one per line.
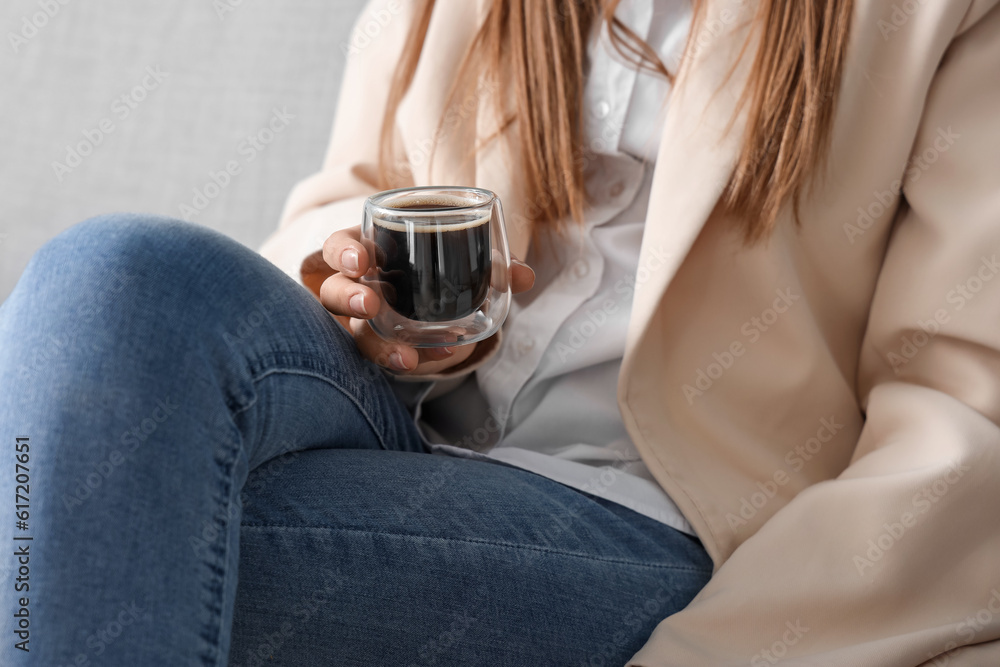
0, 0, 367, 302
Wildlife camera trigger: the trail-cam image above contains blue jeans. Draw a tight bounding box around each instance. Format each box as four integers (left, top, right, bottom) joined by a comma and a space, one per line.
0, 215, 711, 666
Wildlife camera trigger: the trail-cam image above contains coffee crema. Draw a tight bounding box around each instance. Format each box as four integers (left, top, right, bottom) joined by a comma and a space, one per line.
382, 194, 473, 211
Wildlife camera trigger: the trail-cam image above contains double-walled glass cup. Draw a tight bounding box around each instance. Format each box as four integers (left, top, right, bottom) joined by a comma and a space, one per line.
361, 186, 511, 348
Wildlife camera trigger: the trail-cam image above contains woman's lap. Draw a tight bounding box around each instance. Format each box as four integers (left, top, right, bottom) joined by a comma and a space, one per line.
233, 448, 711, 666
0, 214, 710, 666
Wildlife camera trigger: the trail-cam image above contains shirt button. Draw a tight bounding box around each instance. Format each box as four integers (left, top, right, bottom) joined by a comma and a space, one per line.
609, 181, 625, 198
572, 259, 590, 279
514, 337, 535, 357
592, 99, 611, 119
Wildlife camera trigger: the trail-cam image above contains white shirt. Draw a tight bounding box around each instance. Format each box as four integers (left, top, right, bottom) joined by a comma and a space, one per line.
413, 0, 694, 534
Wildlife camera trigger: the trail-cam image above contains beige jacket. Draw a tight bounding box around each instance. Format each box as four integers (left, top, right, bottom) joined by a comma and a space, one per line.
259, 0, 1000, 664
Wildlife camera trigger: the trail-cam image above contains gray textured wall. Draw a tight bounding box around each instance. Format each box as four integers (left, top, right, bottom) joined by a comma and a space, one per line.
0, 0, 365, 302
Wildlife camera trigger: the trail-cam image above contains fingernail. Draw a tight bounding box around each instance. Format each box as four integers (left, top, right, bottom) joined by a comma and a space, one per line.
439, 346, 454, 356
349, 292, 367, 316
342, 248, 359, 273
389, 352, 407, 371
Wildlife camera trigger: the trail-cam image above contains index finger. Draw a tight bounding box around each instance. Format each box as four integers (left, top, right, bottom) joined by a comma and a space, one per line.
322, 227, 369, 278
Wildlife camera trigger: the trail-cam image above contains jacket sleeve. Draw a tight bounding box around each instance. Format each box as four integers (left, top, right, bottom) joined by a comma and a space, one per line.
629, 4, 1000, 666
259, 0, 501, 382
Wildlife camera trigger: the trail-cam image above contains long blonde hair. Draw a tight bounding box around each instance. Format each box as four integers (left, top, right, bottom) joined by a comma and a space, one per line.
379, 0, 854, 243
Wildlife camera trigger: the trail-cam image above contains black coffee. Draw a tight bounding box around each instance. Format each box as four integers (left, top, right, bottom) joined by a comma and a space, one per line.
374, 201, 491, 322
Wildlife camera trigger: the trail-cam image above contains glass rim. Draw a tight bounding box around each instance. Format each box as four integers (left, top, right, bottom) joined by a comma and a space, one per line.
365, 185, 497, 220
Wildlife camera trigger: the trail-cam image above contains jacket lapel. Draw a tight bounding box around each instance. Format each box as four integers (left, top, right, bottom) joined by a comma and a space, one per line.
400, 0, 481, 188
625, 0, 755, 353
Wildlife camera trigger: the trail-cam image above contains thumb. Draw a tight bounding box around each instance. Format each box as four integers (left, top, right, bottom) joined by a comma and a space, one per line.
510, 257, 535, 294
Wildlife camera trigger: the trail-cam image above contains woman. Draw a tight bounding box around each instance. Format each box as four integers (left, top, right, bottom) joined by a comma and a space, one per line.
2, 0, 998, 664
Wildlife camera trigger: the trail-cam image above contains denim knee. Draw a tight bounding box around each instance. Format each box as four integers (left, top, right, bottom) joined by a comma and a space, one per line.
11, 213, 366, 382
20, 214, 263, 326
30, 213, 221, 289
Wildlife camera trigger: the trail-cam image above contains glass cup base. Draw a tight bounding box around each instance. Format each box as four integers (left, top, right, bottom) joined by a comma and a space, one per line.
367, 301, 508, 348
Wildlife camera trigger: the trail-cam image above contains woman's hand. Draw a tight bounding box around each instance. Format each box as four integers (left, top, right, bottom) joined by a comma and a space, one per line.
316, 225, 535, 375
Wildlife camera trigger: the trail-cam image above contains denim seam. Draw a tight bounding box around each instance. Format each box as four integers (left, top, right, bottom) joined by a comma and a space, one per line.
239, 524, 713, 573
201, 423, 243, 667
243, 349, 364, 385
238, 364, 389, 451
